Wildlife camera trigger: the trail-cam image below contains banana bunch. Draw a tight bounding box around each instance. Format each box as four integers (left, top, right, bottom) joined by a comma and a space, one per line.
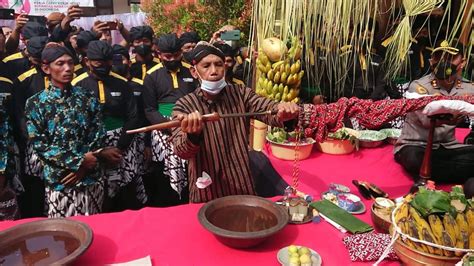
396, 201, 474, 257
255, 37, 304, 103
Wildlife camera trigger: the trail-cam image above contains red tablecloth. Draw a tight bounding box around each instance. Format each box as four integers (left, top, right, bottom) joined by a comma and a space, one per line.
0, 129, 470, 266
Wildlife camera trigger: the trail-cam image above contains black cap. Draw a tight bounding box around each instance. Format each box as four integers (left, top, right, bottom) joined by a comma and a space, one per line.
157, 33, 182, 53
87, 40, 113, 61
180, 31, 200, 45
22, 22, 48, 40
112, 44, 130, 60
27, 36, 49, 59
76, 31, 98, 49
129, 26, 154, 42
41, 44, 74, 64
190, 42, 225, 65
212, 42, 236, 57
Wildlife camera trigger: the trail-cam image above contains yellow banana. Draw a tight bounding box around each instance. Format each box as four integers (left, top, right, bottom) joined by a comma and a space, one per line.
272, 60, 285, 70
465, 208, 474, 235
407, 218, 429, 253
280, 72, 288, 85
428, 215, 444, 244
273, 71, 281, 84
291, 97, 299, 104
266, 62, 272, 73
275, 93, 281, 101
443, 213, 459, 243
470, 232, 474, 249
259, 52, 269, 65
395, 203, 409, 224
282, 92, 288, 102
441, 231, 455, 257
420, 227, 443, 255
456, 213, 469, 240
298, 70, 305, 80
283, 85, 289, 95
267, 69, 275, 81
454, 231, 468, 257
285, 63, 291, 74
278, 84, 284, 94
286, 74, 295, 86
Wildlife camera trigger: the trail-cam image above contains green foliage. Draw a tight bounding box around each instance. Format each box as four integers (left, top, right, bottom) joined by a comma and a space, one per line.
144, 0, 251, 41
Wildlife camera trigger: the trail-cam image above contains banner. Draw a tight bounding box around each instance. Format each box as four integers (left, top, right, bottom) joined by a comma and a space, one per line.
0, 0, 94, 16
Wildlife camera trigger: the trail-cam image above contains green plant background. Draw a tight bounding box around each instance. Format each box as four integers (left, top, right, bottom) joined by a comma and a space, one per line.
143, 0, 251, 42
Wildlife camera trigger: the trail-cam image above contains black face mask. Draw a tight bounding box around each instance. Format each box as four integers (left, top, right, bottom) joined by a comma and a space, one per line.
226, 68, 234, 79
183, 51, 193, 63
417, 37, 430, 47
134, 44, 152, 56
112, 65, 129, 77
433, 61, 457, 80
92, 65, 111, 78
163, 60, 181, 71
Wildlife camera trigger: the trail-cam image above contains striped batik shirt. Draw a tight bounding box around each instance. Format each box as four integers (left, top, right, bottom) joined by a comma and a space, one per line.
171, 84, 282, 203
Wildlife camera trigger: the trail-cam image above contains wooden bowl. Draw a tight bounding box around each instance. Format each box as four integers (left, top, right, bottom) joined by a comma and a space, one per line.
370, 204, 391, 233
267, 138, 315, 161
0, 218, 93, 265
316, 139, 354, 155
198, 195, 289, 249
393, 240, 462, 266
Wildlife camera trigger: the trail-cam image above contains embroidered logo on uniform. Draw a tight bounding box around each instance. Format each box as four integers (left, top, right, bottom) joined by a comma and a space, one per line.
133, 91, 142, 96
111, 92, 122, 97
183, 78, 194, 82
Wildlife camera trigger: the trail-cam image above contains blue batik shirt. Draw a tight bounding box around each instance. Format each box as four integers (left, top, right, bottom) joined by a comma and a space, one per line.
25, 84, 106, 191
0, 77, 14, 175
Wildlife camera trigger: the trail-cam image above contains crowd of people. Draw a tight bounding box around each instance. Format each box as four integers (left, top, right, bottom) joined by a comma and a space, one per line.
0, 5, 473, 220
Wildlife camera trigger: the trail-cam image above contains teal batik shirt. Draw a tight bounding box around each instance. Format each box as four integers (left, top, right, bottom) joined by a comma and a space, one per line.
25, 84, 106, 191
0, 77, 14, 175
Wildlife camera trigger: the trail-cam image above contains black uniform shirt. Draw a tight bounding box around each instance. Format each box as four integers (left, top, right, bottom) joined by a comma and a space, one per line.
12, 67, 49, 149
72, 71, 139, 150
130, 57, 160, 81
143, 62, 197, 124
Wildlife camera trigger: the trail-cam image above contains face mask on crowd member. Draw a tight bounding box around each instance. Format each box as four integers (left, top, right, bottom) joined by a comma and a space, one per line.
111, 44, 131, 78
429, 43, 466, 90
130, 26, 154, 59
190, 42, 227, 95
157, 33, 183, 71
86, 40, 113, 79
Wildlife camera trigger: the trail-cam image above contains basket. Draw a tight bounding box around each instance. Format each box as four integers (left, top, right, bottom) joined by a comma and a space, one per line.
374, 204, 474, 265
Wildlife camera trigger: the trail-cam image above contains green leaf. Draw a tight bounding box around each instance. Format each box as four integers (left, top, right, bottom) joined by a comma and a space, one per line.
410, 187, 454, 217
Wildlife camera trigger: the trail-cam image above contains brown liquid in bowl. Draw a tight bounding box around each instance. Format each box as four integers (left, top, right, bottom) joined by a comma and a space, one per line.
0, 231, 80, 266
207, 205, 278, 232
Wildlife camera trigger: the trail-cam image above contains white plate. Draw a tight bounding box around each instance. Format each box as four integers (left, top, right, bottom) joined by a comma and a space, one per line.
277, 246, 322, 266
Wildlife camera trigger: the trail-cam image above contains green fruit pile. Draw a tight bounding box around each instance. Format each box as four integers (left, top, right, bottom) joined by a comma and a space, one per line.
255, 37, 304, 103
287, 245, 317, 266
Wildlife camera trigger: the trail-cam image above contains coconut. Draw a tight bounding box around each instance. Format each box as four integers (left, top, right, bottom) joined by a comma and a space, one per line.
261, 37, 287, 62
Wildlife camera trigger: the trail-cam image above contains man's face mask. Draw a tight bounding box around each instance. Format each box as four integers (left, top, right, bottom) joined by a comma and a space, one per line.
112, 64, 129, 77
134, 44, 152, 56
92, 65, 112, 78
163, 60, 181, 71
433, 61, 459, 81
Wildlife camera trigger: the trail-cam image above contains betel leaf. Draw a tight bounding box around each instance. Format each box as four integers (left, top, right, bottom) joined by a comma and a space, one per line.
450, 185, 467, 212
410, 187, 454, 217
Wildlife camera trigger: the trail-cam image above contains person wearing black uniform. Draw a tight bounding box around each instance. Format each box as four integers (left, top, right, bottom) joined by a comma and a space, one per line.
143, 33, 197, 206
11, 36, 49, 218
72, 40, 144, 212
73, 30, 98, 77
129, 26, 160, 80
180, 31, 200, 63
0, 75, 21, 220
2, 22, 48, 80
212, 42, 244, 85
112, 44, 153, 202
